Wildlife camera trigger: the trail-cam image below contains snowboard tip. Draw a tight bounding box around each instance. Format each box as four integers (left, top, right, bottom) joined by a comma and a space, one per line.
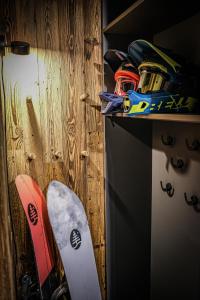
47, 180, 64, 203
15, 174, 32, 185
47, 180, 62, 191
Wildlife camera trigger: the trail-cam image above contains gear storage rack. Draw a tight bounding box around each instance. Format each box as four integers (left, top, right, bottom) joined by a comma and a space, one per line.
103, 1, 200, 300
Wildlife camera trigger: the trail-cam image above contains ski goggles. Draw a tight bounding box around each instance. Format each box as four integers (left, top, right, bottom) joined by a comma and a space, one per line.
114, 69, 140, 96
99, 92, 123, 114
137, 61, 169, 93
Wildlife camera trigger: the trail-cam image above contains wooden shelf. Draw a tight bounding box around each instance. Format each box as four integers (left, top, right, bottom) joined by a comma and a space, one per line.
106, 113, 200, 124
103, 0, 200, 36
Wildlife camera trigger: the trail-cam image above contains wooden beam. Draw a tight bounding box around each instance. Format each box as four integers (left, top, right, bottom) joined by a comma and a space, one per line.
0, 54, 16, 300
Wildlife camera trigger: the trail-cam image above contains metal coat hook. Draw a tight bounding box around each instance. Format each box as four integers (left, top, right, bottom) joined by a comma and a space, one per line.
160, 181, 174, 197
171, 157, 185, 169
185, 138, 200, 151
161, 135, 175, 146
184, 192, 200, 212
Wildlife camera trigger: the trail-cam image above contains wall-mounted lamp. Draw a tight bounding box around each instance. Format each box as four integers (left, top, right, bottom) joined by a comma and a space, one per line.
0, 35, 30, 56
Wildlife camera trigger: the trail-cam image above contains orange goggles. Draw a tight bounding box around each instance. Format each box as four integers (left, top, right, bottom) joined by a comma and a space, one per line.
114, 70, 140, 96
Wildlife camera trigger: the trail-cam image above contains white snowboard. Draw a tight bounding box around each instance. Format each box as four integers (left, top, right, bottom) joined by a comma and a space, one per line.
47, 180, 102, 300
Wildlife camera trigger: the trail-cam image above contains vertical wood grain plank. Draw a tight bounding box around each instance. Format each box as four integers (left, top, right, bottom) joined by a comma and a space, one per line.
34, 0, 63, 188
0, 54, 16, 300
57, 0, 86, 199
84, 0, 103, 133
3, 1, 43, 296
84, 0, 105, 298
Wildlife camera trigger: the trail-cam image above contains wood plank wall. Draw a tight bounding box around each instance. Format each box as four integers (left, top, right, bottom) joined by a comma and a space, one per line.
0, 49, 16, 300
0, 0, 105, 299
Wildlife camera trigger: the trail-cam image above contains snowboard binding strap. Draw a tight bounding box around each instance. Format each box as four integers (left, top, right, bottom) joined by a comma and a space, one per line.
99, 92, 123, 114
21, 274, 40, 300
21, 274, 69, 300
50, 281, 69, 300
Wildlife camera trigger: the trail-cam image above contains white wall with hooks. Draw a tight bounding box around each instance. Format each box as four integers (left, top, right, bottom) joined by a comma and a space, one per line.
152, 121, 200, 299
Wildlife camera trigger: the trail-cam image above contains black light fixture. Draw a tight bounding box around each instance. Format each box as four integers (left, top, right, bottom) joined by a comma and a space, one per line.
10, 41, 30, 55
0, 35, 30, 55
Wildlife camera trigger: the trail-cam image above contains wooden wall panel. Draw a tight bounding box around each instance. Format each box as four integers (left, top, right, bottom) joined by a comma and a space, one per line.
84, 0, 105, 296
0, 52, 16, 300
0, 0, 104, 299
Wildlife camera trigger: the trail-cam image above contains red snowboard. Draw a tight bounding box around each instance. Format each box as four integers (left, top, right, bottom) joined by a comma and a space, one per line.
15, 174, 62, 299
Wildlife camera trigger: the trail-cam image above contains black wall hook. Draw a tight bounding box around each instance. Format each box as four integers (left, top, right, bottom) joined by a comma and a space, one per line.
161, 135, 175, 146
171, 157, 185, 169
184, 193, 200, 212
160, 181, 174, 197
185, 139, 200, 151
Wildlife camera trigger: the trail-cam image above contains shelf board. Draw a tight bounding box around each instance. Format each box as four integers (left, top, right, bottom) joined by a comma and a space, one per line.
103, 0, 144, 34
103, 0, 200, 36
106, 114, 200, 124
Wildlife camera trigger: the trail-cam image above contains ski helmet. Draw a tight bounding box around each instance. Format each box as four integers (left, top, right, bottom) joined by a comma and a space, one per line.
114, 62, 140, 96
104, 49, 128, 73
128, 39, 184, 94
